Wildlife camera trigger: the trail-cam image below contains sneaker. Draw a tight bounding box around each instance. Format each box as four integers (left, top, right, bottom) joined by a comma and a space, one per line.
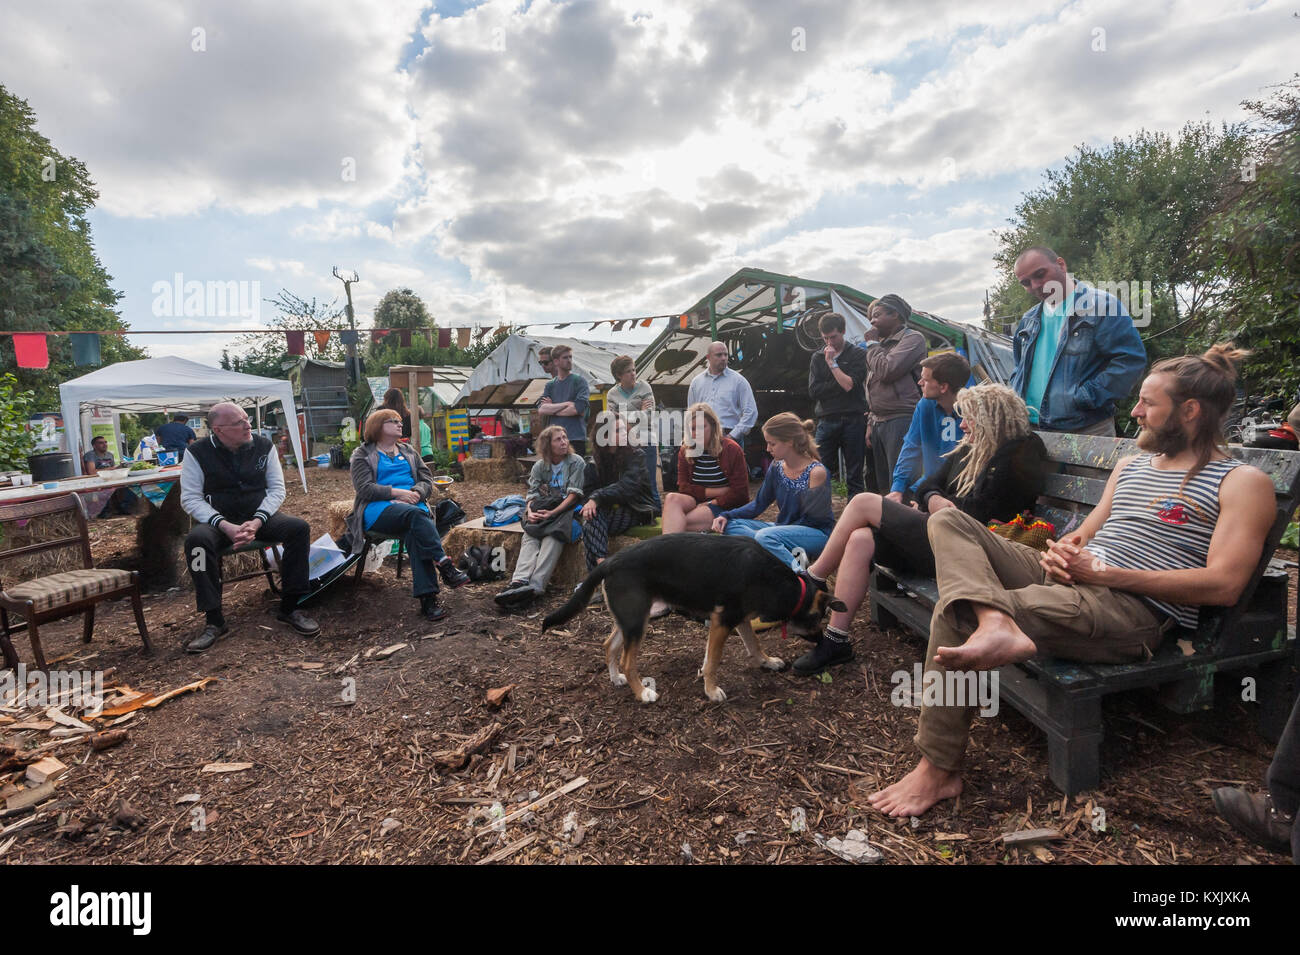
792, 633, 853, 675
437, 558, 470, 589
185, 622, 229, 654
420, 595, 449, 621
1212, 788, 1294, 852
495, 583, 535, 607
275, 609, 321, 637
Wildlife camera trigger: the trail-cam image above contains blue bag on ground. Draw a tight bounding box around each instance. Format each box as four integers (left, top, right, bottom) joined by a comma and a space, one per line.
483, 495, 527, 527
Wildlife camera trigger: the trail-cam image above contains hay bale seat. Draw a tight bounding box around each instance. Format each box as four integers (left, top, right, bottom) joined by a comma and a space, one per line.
442, 516, 661, 591
460, 457, 519, 483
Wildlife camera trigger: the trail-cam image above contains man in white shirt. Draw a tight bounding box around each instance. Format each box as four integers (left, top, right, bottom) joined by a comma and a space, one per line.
686, 342, 758, 443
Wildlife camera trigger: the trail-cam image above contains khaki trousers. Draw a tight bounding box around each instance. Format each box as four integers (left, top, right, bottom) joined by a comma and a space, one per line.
915, 508, 1167, 771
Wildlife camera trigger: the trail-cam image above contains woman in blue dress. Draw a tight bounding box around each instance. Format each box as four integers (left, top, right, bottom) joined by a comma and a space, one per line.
346, 409, 468, 620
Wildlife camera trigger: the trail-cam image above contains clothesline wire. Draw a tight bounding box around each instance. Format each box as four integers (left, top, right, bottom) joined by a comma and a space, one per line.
0, 316, 680, 336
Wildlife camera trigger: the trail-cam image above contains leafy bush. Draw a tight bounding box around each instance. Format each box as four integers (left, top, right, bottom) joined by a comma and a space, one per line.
0, 373, 37, 470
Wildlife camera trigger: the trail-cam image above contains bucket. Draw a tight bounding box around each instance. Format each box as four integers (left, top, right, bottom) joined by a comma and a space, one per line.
28, 452, 74, 482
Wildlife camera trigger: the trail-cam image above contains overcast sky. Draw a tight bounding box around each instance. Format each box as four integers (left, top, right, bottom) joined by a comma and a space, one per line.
3, 0, 1294, 365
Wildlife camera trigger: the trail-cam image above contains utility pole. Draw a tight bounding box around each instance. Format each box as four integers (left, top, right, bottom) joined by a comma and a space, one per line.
333, 266, 360, 384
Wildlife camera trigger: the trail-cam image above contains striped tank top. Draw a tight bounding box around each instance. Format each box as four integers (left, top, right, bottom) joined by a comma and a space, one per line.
691, 451, 728, 487
1087, 454, 1244, 629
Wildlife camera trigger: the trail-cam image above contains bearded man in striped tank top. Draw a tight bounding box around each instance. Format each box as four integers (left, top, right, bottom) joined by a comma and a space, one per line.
871, 344, 1277, 818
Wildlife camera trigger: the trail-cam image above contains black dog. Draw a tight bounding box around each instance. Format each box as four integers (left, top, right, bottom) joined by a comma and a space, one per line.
543, 535, 845, 704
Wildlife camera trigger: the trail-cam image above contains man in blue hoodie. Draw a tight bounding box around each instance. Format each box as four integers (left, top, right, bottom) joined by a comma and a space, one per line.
1009, 246, 1146, 436
887, 351, 969, 502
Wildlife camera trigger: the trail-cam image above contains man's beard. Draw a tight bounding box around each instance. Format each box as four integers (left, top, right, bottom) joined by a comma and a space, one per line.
1136, 416, 1189, 456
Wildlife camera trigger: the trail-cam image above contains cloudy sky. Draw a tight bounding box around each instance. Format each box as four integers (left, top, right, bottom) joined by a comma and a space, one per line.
3, 0, 1294, 364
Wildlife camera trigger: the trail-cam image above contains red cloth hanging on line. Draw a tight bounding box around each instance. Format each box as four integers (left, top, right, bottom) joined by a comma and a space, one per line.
285, 330, 306, 355
13, 333, 49, 369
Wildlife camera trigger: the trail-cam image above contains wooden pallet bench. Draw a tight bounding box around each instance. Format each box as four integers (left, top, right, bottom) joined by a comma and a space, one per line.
869, 432, 1300, 795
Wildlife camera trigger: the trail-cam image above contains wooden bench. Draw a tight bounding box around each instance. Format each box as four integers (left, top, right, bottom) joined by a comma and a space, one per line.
869, 432, 1300, 795
0, 494, 152, 670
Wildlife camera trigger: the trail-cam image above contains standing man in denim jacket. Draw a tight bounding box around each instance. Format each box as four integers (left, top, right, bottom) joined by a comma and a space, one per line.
1009, 246, 1146, 436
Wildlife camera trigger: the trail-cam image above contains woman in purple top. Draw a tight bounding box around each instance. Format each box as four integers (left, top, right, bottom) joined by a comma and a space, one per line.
712, 413, 833, 574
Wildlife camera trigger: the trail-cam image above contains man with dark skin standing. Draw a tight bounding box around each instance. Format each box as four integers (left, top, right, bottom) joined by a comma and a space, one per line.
862, 294, 927, 494
179, 401, 320, 653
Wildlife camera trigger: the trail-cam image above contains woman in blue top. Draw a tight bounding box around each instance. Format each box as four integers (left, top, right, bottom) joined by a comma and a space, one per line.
347, 409, 468, 621
712, 413, 833, 574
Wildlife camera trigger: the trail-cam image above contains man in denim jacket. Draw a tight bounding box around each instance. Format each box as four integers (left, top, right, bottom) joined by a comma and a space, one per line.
1009, 246, 1146, 436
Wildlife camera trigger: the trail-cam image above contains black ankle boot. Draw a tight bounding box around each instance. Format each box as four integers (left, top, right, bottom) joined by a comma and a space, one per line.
420, 595, 448, 621
437, 558, 470, 589
793, 630, 853, 675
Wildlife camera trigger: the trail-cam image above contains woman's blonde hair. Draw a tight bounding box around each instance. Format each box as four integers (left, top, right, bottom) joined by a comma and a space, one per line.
684, 402, 723, 457
946, 384, 1031, 497
536, 424, 570, 464
363, 408, 402, 443
762, 412, 819, 461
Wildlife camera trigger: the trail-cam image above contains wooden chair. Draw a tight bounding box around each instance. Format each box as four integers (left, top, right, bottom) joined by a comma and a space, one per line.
0, 494, 152, 671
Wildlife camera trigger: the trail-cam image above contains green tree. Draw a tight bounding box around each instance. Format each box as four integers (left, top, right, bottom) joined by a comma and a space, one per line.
0, 85, 145, 408
373, 287, 433, 330
1195, 77, 1300, 400
988, 122, 1251, 370
0, 373, 37, 470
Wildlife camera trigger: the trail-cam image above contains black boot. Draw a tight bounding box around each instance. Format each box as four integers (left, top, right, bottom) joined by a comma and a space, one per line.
793, 628, 853, 675
437, 557, 470, 589
420, 594, 448, 621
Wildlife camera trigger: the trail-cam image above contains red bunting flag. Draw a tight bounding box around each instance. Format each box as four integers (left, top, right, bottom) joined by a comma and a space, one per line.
12, 333, 49, 369
399, 329, 412, 347
371, 329, 390, 344
285, 330, 306, 355
438, 328, 451, 348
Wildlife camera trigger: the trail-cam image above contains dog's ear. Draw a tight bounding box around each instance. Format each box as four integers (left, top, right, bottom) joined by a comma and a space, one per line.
829, 599, 848, 613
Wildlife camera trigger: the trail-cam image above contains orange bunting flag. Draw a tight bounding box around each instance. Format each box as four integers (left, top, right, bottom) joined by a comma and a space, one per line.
678, 314, 688, 329
313, 330, 331, 351
641, 317, 653, 327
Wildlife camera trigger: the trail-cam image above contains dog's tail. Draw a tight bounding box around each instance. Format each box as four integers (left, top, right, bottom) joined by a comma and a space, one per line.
542, 562, 612, 631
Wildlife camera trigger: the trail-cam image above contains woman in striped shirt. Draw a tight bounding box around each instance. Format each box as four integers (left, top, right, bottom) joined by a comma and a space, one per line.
661, 402, 750, 533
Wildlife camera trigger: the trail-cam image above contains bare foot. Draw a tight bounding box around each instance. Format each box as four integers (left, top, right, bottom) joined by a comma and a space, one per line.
868, 758, 963, 817
936, 615, 1036, 670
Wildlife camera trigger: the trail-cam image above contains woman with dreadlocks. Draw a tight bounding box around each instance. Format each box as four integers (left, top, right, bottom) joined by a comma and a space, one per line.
792, 384, 1049, 675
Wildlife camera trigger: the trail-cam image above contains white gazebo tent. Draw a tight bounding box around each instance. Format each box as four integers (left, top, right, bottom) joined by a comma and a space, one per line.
59, 355, 309, 491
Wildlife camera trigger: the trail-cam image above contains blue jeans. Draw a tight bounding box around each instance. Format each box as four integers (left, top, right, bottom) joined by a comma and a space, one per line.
722, 519, 829, 571
367, 502, 448, 598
